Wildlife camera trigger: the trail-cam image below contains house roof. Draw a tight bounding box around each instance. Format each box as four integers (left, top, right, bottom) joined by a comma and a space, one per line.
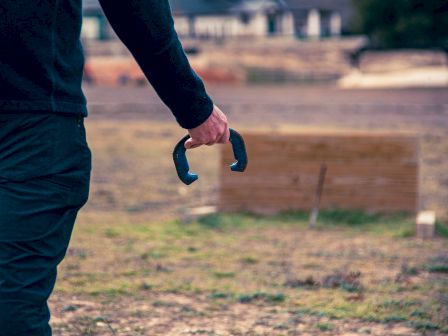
168, 0, 241, 15
83, 0, 245, 16
83, 0, 351, 16
283, 0, 351, 11
230, 0, 288, 14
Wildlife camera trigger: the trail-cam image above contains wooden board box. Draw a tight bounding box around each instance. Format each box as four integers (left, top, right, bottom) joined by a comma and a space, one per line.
219, 131, 419, 215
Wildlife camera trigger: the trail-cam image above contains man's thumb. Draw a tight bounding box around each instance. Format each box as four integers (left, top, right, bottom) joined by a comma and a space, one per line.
184, 138, 201, 149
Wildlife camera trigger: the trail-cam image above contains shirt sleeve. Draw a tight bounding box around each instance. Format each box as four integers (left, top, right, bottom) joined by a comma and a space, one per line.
97, 0, 214, 129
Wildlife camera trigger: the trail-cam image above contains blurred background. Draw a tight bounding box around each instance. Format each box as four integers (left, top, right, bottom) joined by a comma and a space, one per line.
51, 1, 448, 335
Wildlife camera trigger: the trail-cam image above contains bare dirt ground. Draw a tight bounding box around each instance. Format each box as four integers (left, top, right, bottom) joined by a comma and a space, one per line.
49, 292, 436, 336
48, 85, 448, 335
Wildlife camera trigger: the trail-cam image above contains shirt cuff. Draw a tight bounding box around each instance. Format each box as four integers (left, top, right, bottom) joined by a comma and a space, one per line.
174, 95, 214, 129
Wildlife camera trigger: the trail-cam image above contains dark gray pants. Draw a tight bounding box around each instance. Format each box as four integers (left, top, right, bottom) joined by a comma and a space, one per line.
0, 112, 91, 335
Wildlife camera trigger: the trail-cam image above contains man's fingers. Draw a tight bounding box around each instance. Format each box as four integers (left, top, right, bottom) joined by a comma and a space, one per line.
186, 105, 230, 148
206, 133, 222, 146
184, 138, 202, 149
218, 127, 231, 144
185, 131, 229, 148
185, 126, 230, 148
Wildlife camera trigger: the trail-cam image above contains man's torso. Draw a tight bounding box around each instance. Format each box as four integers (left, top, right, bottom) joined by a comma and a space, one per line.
0, 0, 87, 115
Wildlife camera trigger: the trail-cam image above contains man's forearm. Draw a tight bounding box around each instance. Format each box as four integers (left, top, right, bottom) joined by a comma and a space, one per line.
98, 0, 213, 129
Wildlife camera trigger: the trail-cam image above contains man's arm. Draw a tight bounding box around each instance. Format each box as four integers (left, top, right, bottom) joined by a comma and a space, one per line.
98, 0, 229, 146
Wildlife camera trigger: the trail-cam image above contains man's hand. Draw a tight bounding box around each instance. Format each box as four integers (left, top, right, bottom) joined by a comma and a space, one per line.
185, 105, 230, 149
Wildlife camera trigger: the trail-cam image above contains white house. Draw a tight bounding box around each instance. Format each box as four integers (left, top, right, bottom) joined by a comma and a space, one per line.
82, 0, 353, 40
170, 0, 295, 38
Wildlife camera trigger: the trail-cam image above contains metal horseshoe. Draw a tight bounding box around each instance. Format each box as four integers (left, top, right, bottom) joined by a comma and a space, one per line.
173, 128, 248, 185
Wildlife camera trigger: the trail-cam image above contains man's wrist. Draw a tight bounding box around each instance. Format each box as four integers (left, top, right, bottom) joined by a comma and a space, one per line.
176, 98, 214, 130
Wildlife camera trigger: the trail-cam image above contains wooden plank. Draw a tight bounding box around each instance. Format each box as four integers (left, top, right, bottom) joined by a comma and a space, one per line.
219, 132, 419, 215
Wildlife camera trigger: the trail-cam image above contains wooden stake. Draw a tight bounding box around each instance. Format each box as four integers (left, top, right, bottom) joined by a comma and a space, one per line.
309, 164, 327, 228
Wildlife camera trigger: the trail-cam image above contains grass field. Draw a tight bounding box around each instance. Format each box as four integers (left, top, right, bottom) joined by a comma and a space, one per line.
49, 86, 448, 335
51, 211, 447, 335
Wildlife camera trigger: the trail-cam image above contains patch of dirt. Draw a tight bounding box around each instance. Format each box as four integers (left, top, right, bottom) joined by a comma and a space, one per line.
50, 292, 425, 336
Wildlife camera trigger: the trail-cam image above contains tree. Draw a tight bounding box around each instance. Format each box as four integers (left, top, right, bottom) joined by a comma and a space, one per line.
352, 0, 448, 48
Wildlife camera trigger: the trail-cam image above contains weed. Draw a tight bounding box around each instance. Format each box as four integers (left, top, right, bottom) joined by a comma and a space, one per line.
67, 248, 89, 259
62, 305, 79, 313
273, 323, 289, 330
213, 271, 236, 279
266, 293, 286, 303
104, 228, 120, 238
89, 288, 129, 298
238, 292, 285, 304
427, 265, 448, 273
92, 316, 109, 323
153, 300, 177, 308
179, 304, 199, 315
284, 276, 319, 289
383, 315, 408, 323
316, 322, 334, 331
155, 263, 171, 272
400, 263, 420, 276
410, 321, 440, 331
139, 282, 153, 291
410, 309, 430, 318
429, 254, 448, 264
238, 294, 255, 303
303, 263, 320, 269
208, 292, 232, 299
240, 256, 258, 264
130, 310, 147, 318
140, 251, 165, 260
65, 263, 81, 271
322, 270, 363, 292
188, 330, 213, 335
122, 271, 137, 277
380, 300, 415, 309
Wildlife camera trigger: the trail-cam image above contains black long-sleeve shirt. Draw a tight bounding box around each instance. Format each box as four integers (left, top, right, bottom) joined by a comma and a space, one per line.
0, 0, 213, 129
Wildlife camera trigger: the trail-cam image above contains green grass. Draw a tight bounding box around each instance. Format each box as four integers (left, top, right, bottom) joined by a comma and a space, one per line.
427, 265, 448, 273
316, 322, 335, 331
238, 292, 286, 304
197, 211, 418, 238
436, 221, 448, 238
208, 292, 232, 299
213, 271, 236, 279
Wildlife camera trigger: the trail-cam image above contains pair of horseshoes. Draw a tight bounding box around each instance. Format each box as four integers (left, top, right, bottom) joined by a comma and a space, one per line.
173, 129, 248, 185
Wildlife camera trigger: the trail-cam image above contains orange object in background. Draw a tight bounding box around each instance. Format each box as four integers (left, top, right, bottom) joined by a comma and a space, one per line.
84, 56, 243, 86
84, 57, 146, 86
